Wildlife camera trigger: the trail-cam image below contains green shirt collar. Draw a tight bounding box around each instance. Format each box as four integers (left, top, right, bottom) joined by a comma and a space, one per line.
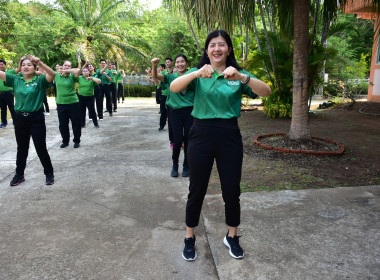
20, 75, 38, 83
213, 69, 224, 79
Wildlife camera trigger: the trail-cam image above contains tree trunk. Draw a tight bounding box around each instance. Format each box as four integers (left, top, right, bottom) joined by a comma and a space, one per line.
310, 0, 321, 50
239, 5, 244, 61
264, 0, 273, 32
318, 13, 331, 95
258, 0, 279, 89
245, 18, 249, 61
253, 14, 273, 82
181, 0, 203, 55
289, 0, 310, 140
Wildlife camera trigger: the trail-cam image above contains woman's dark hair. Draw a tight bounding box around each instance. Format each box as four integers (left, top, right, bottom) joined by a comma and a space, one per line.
174, 54, 188, 63
63, 60, 72, 67
0, 59, 6, 64
196, 30, 241, 71
20, 58, 37, 69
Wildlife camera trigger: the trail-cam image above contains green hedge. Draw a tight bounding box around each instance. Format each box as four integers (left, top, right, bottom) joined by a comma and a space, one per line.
124, 84, 155, 97
46, 84, 155, 98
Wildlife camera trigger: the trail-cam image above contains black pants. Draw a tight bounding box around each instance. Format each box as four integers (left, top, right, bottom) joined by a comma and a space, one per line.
186, 118, 243, 228
13, 110, 53, 176
0, 91, 15, 125
94, 85, 103, 119
57, 103, 81, 144
170, 107, 193, 167
159, 95, 167, 128
79, 95, 98, 127
118, 83, 124, 102
43, 94, 49, 113
110, 83, 117, 110
167, 106, 174, 144
156, 86, 162, 104
100, 84, 112, 115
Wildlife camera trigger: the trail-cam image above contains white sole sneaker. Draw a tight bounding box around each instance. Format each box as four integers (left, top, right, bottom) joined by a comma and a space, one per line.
182, 251, 197, 261
223, 236, 244, 259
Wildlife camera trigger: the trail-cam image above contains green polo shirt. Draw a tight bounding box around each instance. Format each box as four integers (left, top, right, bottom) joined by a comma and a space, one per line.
185, 68, 258, 119
163, 72, 194, 109
95, 69, 113, 85
55, 72, 78, 104
117, 72, 124, 83
159, 69, 172, 96
111, 70, 121, 83
0, 69, 16, 91
78, 76, 97, 96
5, 73, 49, 112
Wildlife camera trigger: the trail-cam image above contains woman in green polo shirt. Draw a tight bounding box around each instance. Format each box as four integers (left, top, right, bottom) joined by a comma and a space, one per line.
0, 55, 55, 186
151, 54, 194, 178
170, 30, 271, 261
78, 67, 101, 128
55, 60, 81, 148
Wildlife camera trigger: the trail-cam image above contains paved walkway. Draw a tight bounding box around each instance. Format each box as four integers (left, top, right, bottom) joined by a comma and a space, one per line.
0, 98, 379, 279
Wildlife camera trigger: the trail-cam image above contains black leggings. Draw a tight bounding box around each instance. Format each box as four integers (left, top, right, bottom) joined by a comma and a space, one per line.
118, 83, 124, 102
186, 118, 243, 228
79, 95, 98, 126
57, 103, 81, 144
13, 110, 53, 176
170, 107, 193, 167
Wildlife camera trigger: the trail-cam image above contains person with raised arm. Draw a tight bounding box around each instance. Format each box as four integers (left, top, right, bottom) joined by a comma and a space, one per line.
77, 67, 101, 128
170, 30, 271, 261
0, 59, 16, 128
95, 59, 113, 117
151, 55, 194, 178
0, 55, 55, 186
55, 60, 81, 148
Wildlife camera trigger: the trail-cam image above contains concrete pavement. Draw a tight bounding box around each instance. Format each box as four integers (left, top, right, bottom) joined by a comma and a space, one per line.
0, 98, 379, 279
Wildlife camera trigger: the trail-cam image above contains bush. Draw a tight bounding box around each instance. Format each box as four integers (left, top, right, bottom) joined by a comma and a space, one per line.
124, 84, 155, 97
262, 88, 292, 118
46, 86, 55, 97
324, 80, 368, 102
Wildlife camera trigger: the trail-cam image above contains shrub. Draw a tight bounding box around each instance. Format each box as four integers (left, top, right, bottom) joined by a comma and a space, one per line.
46, 86, 55, 97
262, 88, 292, 118
124, 84, 155, 97
324, 80, 368, 103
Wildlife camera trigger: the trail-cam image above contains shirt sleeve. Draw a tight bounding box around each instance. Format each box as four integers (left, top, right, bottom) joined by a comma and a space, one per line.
4, 73, 16, 87
184, 68, 198, 93
39, 74, 50, 89
240, 70, 259, 99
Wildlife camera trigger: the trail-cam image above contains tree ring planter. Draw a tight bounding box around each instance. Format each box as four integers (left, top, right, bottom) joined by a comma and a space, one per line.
253, 133, 345, 156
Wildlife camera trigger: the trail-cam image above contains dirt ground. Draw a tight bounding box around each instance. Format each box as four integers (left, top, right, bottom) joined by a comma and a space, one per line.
208, 101, 380, 194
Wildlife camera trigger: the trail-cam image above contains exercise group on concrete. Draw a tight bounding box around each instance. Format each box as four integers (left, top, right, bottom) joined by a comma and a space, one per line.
0, 30, 272, 262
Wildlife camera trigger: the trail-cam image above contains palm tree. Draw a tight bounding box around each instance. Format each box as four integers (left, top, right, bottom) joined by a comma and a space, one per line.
54, 0, 151, 67
166, 0, 380, 140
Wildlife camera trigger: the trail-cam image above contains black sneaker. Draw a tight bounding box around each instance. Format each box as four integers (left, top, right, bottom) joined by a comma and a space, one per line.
10, 174, 25, 186
113, 109, 117, 112
182, 235, 197, 261
158, 126, 164, 131
74, 143, 80, 148
46, 174, 54, 185
94, 124, 99, 128
60, 143, 69, 148
223, 232, 244, 259
170, 165, 178, 177
182, 166, 189, 177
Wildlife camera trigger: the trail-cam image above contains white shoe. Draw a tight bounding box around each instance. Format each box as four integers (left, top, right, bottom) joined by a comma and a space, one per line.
44, 112, 50, 115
